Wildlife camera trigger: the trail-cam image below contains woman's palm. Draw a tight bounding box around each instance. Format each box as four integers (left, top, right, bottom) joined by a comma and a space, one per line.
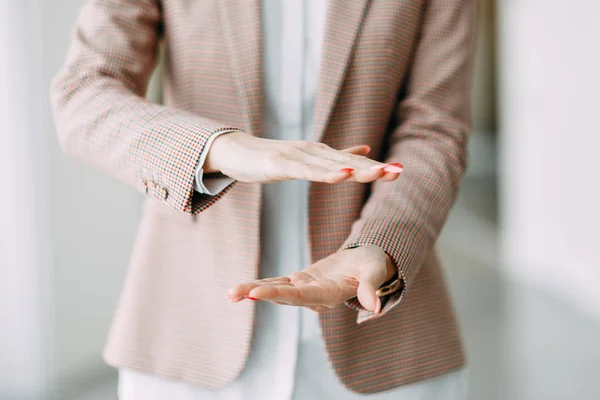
228, 245, 394, 313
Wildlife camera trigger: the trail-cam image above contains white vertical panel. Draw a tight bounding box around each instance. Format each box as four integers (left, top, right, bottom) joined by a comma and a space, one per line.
0, 0, 49, 398
41, 0, 142, 389
2, 0, 146, 397
499, 0, 600, 320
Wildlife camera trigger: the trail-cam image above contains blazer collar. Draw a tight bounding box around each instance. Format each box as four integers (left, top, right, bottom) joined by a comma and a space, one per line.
217, 0, 370, 141
313, 0, 370, 142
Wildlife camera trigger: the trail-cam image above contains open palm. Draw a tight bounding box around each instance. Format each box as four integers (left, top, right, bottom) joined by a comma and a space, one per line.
227, 245, 396, 313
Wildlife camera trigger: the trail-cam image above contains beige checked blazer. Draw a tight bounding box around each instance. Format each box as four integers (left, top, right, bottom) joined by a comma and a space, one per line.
51, 0, 477, 394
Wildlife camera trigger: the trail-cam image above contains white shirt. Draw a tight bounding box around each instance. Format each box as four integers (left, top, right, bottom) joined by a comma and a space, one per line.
119, 1, 467, 399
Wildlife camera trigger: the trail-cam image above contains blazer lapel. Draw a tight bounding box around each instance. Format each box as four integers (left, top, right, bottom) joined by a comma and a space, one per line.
217, 0, 263, 136
313, 0, 370, 142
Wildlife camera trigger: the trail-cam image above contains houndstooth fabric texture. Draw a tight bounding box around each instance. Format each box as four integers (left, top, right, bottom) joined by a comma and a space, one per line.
50, 0, 477, 394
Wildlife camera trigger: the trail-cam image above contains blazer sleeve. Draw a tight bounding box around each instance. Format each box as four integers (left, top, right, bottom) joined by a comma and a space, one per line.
342, 0, 478, 323
50, 0, 241, 215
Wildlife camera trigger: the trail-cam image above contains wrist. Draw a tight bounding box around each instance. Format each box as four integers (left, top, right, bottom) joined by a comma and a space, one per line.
203, 130, 244, 174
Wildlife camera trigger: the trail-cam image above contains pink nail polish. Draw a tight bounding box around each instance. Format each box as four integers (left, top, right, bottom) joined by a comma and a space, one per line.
384, 163, 403, 173
369, 164, 387, 170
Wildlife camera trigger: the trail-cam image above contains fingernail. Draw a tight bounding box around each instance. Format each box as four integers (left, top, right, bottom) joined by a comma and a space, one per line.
369, 164, 387, 171
363, 145, 371, 154
384, 163, 403, 173
340, 168, 354, 173
245, 296, 259, 301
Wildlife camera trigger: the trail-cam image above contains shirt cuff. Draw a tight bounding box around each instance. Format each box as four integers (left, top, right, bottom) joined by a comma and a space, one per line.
194, 130, 236, 195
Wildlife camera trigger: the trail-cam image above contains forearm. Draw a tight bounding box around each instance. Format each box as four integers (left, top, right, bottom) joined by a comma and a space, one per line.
342, 0, 477, 321
52, 62, 241, 214
343, 126, 467, 288
50, 0, 241, 214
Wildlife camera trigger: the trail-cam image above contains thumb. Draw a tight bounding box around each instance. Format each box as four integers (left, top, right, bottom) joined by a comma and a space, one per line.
356, 267, 386, 313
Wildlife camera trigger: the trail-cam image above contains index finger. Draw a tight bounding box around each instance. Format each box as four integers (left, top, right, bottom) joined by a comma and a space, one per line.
228, 277, 291, 300
249, 284, 330, 306
313, 144, 387, 171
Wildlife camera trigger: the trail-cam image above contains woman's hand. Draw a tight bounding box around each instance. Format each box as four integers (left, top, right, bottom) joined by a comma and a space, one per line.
227, 245, 398, 313
204, 131, 403, 184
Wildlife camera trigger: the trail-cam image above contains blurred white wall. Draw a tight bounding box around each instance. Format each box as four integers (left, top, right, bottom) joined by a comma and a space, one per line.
3, 0, 144, 398
0, 1, 48, 398
42, 0, 142, 394
499, 1, 600, 320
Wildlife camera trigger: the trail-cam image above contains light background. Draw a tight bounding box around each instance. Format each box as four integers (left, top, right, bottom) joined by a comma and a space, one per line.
1, 0, 599, 399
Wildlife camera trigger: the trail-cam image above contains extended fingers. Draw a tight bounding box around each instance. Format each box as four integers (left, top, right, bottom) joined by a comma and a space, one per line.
304, 144, 385, 182
306, 143, 403, 183
228, 277, 291, 302
268, 141, 403, 184
249, 284, 331, 307
280, 160, 353, 184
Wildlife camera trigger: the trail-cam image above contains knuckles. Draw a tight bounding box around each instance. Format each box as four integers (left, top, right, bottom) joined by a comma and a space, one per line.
293, 140, 312, 150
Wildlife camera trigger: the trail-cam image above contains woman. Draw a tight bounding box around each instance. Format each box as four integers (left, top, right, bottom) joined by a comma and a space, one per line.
51, 0, 476, 398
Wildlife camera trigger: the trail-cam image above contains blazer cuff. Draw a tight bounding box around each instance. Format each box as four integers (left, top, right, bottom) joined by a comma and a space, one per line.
194, 130, 237, 195
195, 171, 235, 195
340, 242, 407, 324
